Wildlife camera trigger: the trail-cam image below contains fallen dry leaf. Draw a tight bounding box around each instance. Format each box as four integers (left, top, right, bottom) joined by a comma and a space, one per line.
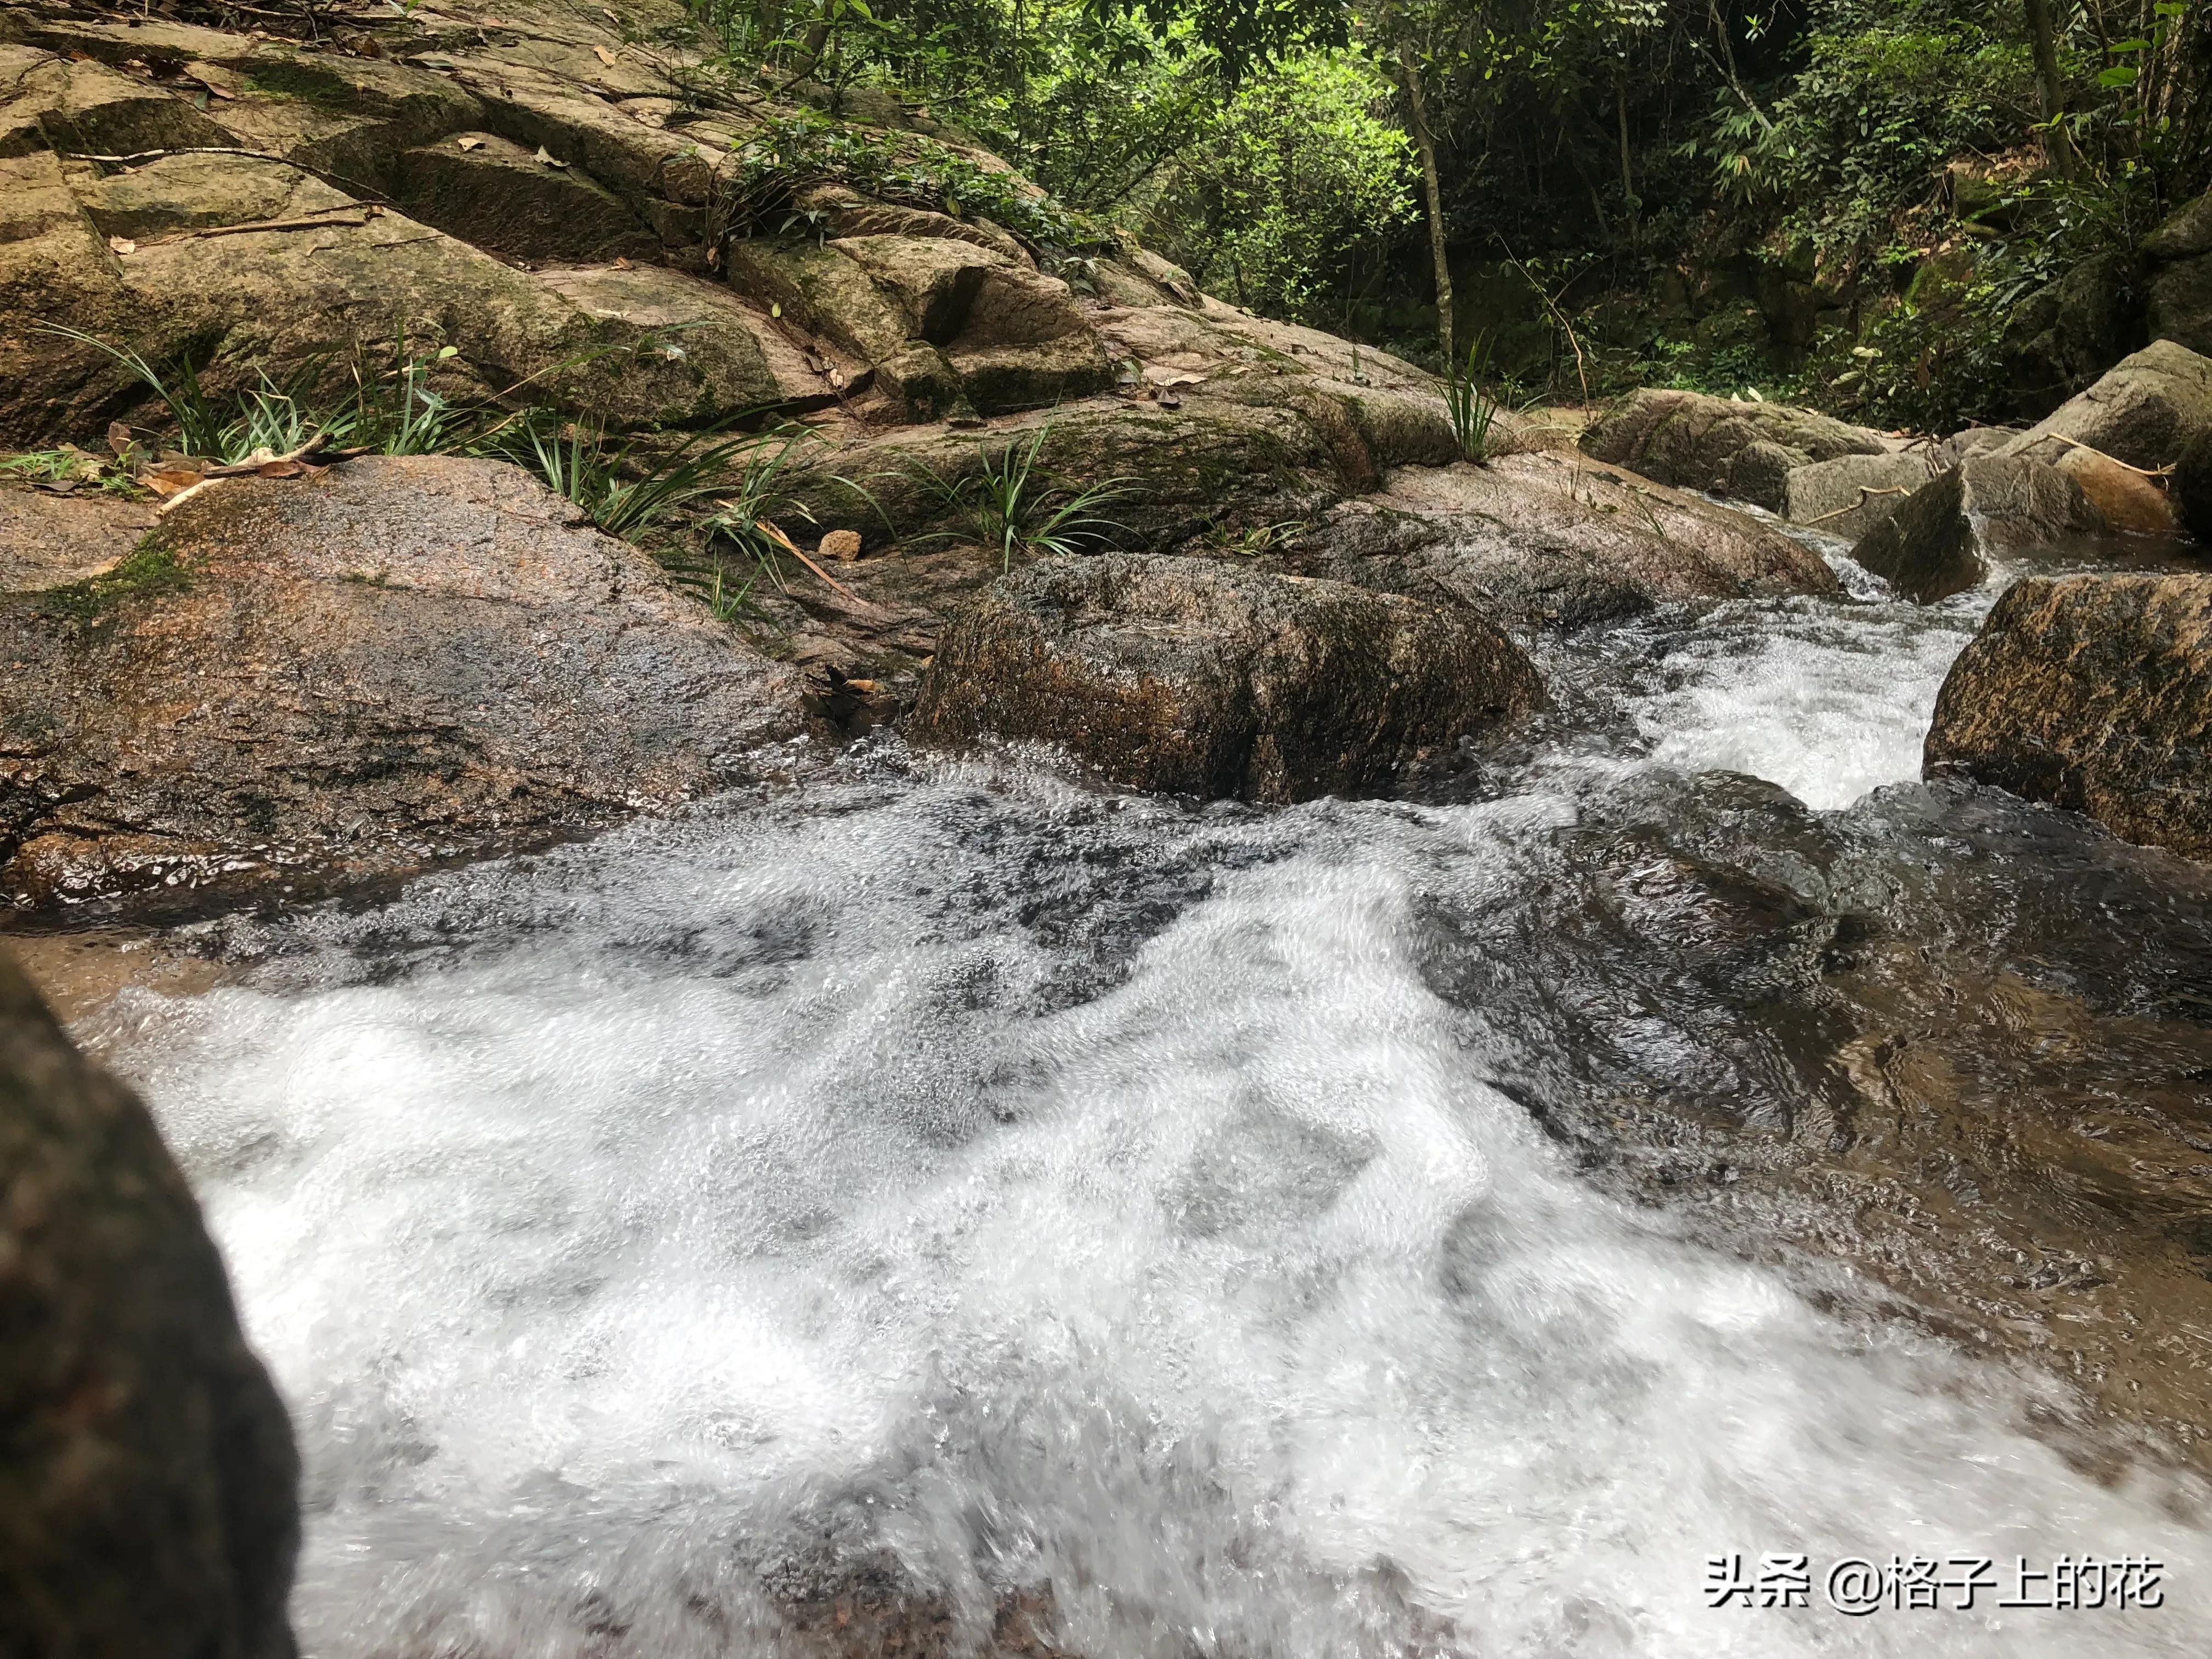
613, 255, 632, 268
594, 45, 617, 66
143, 469, 205, 497
256, 459, 306, 478
106, 421, 136, 458
107, 236, 136, 256
456, 134, 486, 150
534, 146, 568, 168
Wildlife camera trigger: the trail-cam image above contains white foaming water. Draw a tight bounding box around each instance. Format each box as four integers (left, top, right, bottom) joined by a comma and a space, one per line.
1606, 539, 1993, 810
103, 770, 2212, 1658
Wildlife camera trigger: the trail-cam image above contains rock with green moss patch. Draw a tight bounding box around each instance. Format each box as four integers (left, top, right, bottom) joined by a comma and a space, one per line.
0, 456, 800, 918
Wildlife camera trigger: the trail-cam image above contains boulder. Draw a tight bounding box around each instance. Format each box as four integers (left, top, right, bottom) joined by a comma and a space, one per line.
1285, 450, 1841, 630
391, 131, 661, 265
0, 455, 800, 917
1850, 453, 2104, 602
2180, 427, 2212, 541
1999, 250, 2140, 417
1578, 387, 1888, 510
780, 394, 1348, 549
1999, 339, 2212, 471
909, 554, 1543, 800
1925, 573, 2212, 860
1781, 449, 1938, 541
2143, 188, 2212, 360
2051, 444, 2180, 535
0, 950, 300, 1659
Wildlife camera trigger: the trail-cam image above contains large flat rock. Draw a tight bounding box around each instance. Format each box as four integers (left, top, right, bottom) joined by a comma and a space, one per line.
0, 455, 800, 917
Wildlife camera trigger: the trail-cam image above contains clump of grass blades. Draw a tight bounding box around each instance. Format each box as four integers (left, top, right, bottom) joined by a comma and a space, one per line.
914, 423, 1132, 574
1446, 334, 1502, 465
495, 413, 777, 541
40, 323, 645, 465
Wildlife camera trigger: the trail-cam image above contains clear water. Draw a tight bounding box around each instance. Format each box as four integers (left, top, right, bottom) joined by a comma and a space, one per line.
87, 549, 2212, 1656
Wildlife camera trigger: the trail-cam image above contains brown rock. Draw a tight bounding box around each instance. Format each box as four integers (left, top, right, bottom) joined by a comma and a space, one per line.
2000, 339, 2212, 471
1925, 572, 2212, 859
0, 484, 154, 590
1851, 453, 2104, 602
909, 552, 1543, 801
819, 528, 862, 561
1579, 387, 1889, 509
0, 455, 799, 917
0, 949, 300, 1659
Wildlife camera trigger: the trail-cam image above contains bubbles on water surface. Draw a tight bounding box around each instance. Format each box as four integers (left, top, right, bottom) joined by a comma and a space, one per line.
105, 763, 2212, 1659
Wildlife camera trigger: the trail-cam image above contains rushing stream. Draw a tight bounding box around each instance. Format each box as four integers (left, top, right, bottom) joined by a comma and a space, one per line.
76, 532, 2212, 1656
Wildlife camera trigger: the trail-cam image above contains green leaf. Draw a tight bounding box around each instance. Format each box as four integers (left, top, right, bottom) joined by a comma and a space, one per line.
2098, 64, 2140, 86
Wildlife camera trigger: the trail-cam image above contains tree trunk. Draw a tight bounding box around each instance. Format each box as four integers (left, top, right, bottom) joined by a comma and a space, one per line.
2025, 0, 2075, 176
1615, 71, 1638, 244
1395, 44, 1454, 362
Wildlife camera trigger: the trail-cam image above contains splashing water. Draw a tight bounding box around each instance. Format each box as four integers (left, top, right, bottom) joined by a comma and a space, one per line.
86, 543, 2212, 1656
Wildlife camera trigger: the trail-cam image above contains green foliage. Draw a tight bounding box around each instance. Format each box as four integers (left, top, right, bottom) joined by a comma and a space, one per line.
913, 422, 1132, 573
724, 107, 1098, 249
497, 416, 771, 541
1144, 50, 1414, 327
1444, 332, 1501, 462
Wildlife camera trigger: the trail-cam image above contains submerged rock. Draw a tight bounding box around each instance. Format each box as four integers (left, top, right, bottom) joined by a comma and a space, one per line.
1924, 572, 2212, 860
0, 456, 800, 916
1578, 386, 1888, 510
0, 950, 300, 1659
1850, 453, 2103, 602
909, 554, 1543, 801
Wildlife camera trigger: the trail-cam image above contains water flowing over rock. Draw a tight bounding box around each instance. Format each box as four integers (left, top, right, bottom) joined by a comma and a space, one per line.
909, 554, 1543, 800
1850, 452, 2103, 602
0, 456, 800, 917
0, 949, 299, 1659
1577, 386, 1889, 510
1925, 572, 2212, 860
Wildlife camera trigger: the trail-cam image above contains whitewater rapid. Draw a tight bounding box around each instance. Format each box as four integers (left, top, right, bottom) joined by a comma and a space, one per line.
89, 550, 2212, 1656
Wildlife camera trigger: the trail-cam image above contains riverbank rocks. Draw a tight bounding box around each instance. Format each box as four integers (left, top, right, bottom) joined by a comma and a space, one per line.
2144, 188, 2212, 359
1781, 449, 1937, 541
0, 950, 300, 1659
2000, 339, 2212, 472
909, 554, 1543, 800
1925, 573, 2212, 860
2180, 427, 2212, 541
0, 458, 800, 917
1283, 452, 1842, 630
1850, 453, 2103, 602
1579, 387, 1889, 510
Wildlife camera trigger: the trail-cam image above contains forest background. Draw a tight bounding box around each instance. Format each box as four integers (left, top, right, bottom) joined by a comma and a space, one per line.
692, 0, 2212, 431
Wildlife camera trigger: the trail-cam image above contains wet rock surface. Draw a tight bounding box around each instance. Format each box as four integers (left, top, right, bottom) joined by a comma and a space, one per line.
909, 553, 1543, 800
1850, 452, 2103, 602
1924, 572, 2212, 861
0, 948, 299, 1659
0, 457, 800, 918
